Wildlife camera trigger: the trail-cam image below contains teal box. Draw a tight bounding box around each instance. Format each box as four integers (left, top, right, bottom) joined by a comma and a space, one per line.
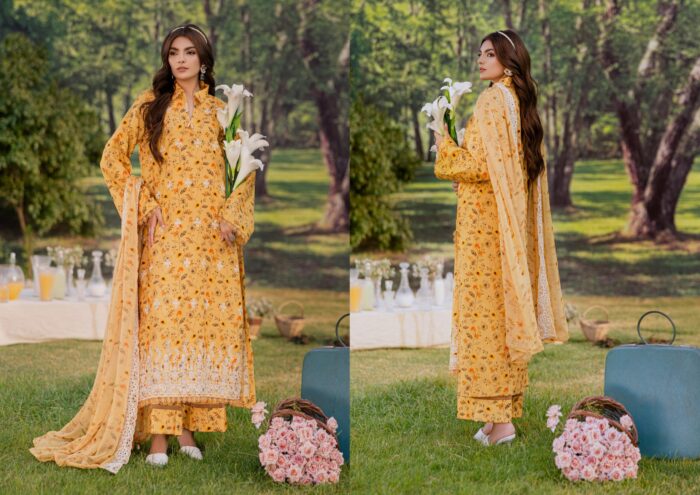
603, 311, 700, 459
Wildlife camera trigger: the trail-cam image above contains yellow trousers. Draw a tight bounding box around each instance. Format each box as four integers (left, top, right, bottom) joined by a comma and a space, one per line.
135, 404, 227, 438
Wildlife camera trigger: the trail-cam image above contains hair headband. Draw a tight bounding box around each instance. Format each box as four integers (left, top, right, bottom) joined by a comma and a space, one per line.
170, 26, 209, 45
497, 31, 516, 50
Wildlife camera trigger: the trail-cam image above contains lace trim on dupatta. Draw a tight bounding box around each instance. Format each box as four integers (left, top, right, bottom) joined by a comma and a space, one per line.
102, 179, 142, 474
495, 83, 555, 340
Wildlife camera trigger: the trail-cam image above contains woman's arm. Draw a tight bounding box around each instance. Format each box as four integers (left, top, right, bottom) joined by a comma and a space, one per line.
99, 92, 159, 225
434, 123, 489, 183
219, 172, 256, 246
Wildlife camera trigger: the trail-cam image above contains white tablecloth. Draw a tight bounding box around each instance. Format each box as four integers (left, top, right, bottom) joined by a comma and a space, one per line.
350, 306, 452, 350
0, 288, 110, 346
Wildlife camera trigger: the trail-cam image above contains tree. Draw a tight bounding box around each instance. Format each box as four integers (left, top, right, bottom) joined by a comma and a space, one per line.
298, 0, 350, 232
350, 99, 420, 251
0, 34, 103, 265
598, 0, 700, 239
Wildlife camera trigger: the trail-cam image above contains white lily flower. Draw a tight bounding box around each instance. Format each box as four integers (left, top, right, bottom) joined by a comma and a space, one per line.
223, 140, 242, 171
440, 79, 473, 110
233, 130, 269, 189
215, 83, 253, 129
421, 96, 451, 135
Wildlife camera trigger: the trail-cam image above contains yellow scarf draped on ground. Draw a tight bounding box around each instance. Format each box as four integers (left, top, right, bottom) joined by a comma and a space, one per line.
30, 177, 142, 474
475, 81, 568, 364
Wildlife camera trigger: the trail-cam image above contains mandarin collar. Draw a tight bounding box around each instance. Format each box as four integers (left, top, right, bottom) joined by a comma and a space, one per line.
173, 80, 210, 103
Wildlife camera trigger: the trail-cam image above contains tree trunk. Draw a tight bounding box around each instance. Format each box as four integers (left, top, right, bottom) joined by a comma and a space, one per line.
106, 87, 116, 135
411, 106, 424, 159
298, 0, 349, 232
627, 59, 700, 237
502, 0, 513, 29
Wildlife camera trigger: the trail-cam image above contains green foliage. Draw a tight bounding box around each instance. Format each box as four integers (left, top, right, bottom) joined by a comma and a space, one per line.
0, 33, 104, 255
350, 98, 420, 251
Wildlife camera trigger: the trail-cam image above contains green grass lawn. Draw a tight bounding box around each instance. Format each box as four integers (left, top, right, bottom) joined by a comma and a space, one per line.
349, 159, 700, 493
0, 148, 350, 494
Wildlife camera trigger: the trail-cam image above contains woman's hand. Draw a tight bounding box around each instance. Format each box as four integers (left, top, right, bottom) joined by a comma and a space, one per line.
452, 181, 459, 194
147, 207, 166, 247
219, 218, 236, 246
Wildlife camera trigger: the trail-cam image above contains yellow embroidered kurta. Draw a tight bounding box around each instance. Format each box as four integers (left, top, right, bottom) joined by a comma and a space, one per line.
100, 81, 256, 437
435, 76, 568, 422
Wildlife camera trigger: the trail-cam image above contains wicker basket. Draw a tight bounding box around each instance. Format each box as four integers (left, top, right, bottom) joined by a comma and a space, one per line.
269, 397, 337, 438
274, 301, 305, 339
248, 316, 263, 340
568, 396, 638, 446
579, 305, 610, 342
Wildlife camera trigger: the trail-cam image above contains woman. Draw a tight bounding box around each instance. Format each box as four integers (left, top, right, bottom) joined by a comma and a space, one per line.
30, 24, 256, 471
434, 29, 568, 446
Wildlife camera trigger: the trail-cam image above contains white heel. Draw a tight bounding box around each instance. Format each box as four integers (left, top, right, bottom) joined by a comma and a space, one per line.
145, 453, 168, 466
473, 428, 488, 443
179, 445, 203, 460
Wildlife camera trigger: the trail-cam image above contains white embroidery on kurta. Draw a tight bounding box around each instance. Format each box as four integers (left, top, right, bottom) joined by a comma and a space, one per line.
138, 337, 251, 402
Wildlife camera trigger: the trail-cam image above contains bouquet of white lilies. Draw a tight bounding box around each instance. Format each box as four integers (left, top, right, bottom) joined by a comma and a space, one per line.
216, 83, 270, 197
422, 78, 472, 151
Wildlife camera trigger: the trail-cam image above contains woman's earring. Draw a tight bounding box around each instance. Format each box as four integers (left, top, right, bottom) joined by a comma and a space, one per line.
504, 68, 513, 76
200, 65, 207, 80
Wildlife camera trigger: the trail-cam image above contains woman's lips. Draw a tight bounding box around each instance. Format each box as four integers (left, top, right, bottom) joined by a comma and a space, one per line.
479, 68, 486, 72
177, 67, 188, 72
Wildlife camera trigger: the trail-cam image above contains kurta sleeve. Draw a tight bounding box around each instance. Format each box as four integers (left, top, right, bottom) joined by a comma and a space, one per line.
100, 92, 159, 226
434, 124, 489, 182
219, 172, 256, 246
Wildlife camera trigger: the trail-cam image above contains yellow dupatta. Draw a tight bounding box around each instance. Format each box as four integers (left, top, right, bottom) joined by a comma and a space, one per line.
30, 177, 143, 474
475, 79, 568, 364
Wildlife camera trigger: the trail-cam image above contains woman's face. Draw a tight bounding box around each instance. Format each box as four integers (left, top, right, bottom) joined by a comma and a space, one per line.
478, 39, 506, 82
168, 36, 202, 84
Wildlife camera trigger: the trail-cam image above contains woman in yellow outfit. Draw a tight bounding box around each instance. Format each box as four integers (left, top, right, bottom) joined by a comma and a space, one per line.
434, 29, 568, 446
30, 24, 256, 471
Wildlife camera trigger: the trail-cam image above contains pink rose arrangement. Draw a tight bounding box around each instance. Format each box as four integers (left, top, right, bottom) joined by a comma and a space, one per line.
547, 404, 641, 482
254, 403, 344, 485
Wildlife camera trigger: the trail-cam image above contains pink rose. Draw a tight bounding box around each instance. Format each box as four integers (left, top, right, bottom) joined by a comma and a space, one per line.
328, 469, 340, 483
315, 471, 328, 483
270, 467, 286, 483
571, 440, 583, 455
610, 467, 624, 481
298, 427, 314, 441
277, 438, 289, 452
292, 454, 306, 467
287, 464, 303, 484
552, 436, 566, 452
565, 419, 578, 431
584, 455, 597, 467
555, 452, 572, 469
620, 415, 634, 429
252, 412, 266, 429
260, 448, 279, 466
271, 417, 285, 428
291, 416, 306, 426
327, 417, 339, 432
299, 474, 313, 485
590, 442, 605, 459
581, 465, 597, 481
301, 441, 317, 458
565, 468, 581, 481
251, 401, 267, 414
276, 454, 288, 467
570, 456, 582, 470
609, 440, 624, 456
259, 434, 272, 449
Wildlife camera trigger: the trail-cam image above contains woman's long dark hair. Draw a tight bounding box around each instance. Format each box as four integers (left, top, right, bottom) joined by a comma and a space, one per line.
482, 29, 544, 184
141, 23, 216, 163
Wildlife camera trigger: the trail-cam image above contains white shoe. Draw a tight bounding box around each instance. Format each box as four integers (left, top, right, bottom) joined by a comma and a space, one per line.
179, 445, 203, 460
480, 432, 516, 446
473, 428, 488, 443
145, 453, 168, 466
